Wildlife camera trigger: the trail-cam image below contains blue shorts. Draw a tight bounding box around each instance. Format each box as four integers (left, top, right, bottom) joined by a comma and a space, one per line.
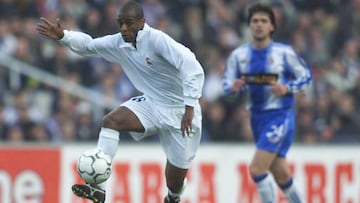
250, 108, 295, 157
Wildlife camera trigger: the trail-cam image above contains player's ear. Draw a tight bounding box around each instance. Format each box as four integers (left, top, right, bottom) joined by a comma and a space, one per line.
270, 24, 275, 33
137, 17, 145, 30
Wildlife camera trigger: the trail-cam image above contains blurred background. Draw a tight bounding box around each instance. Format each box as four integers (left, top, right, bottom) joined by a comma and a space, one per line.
0, 0, 359, 145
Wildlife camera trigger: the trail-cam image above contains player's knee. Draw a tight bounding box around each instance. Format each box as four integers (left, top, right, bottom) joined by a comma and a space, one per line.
249, 164, 267, 178
275, 176, 291, 186
102, 114, 119, 129
270, 166, 291, 185
272, 171, 291, 185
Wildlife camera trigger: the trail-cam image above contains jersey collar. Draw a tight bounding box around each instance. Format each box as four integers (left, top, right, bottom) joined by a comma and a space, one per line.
119, 23, 150, 49
136, 23, 150, 42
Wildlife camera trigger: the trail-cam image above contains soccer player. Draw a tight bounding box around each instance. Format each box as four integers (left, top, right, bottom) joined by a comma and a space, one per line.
223, 3, 311, 203
37, 1, 204, 203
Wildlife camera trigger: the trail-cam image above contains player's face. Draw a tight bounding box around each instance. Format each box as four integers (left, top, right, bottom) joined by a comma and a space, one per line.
117, 12, 145, 43
249, 12, 274, 42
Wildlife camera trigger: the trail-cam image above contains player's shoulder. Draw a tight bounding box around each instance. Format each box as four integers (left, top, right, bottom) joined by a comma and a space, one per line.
147, 25, 170, 40
99, 33, 122, 43
229, 43, 251, 57
94, 33, 122, 48
147, 25, 193, 53
143, 25, 173, 48
271, 41, 296, 55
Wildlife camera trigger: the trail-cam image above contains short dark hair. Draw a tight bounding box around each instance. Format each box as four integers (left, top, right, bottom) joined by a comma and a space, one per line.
118, 1, 144, 19
247, 3, 276, 32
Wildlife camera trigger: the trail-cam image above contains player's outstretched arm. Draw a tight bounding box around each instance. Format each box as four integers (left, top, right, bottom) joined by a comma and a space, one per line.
36, 17, 64, 40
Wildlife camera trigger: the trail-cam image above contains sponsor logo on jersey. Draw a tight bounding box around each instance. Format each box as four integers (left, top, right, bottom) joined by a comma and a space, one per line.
243, 73, 278, 84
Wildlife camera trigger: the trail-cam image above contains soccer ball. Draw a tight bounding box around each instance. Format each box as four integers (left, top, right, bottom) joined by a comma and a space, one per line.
77, 148, 112, 184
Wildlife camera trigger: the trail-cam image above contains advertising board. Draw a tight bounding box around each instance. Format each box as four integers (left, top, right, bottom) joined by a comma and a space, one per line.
0, 144, 359, 203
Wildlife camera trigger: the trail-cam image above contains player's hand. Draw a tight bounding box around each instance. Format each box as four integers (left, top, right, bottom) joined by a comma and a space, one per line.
270, 81, 288, 96
36, 17, 64, 40
181, 106, 194, 137
232, 77, 246, 93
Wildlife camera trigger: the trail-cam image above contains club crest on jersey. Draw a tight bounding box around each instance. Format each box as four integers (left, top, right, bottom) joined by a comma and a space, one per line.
145, 57, 153, 66
268, 57, 274, 65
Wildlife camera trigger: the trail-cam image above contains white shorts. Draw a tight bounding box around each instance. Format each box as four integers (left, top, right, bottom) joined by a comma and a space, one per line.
120, 95, 202, 169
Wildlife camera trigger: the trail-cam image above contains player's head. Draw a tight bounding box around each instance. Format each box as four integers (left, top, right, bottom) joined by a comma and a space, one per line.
117, 1, 145, 43
247, 3, 276, 40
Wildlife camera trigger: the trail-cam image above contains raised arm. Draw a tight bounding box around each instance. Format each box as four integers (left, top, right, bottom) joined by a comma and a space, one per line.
37, 17, 110, 57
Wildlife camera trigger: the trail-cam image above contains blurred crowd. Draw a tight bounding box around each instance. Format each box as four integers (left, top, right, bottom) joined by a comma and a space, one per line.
0, 0, 359, 144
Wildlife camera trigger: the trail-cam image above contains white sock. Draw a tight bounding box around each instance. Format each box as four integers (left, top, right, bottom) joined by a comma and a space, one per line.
253, 173, 276, 203
96, 127, 119, 190
281, 178, 304, 203
168, 178, 187, 198
96, 127, 119, 159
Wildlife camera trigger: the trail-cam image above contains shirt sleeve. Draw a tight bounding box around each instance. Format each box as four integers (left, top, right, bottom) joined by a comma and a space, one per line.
153, 32, 204, 107
222, 50, 247, 97
284, 50, 312, 93
59, 30, 110, 57
223, 52, 239, 94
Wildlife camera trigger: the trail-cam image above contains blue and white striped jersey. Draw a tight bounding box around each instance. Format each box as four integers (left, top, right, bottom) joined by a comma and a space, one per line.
223, 41, 312, 111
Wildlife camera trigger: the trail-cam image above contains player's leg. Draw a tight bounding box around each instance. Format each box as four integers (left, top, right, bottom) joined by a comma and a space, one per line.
249, 109, 294, 203
73, 96, 151, 202
269, 108, 304, 203
98, 95, 155, 162
164, 161, 188, 203
95, 105, 145, 162
159, 103, 202, 203
249, 149, 277, 203
270, 157, 304, 203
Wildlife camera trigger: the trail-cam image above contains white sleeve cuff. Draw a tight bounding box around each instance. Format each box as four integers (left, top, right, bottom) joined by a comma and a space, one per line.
58, 30, 70, 44
184, 97, 198, 107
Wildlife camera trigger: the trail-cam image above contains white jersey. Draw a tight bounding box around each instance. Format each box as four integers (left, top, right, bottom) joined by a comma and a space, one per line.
59, 23, 204, 107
